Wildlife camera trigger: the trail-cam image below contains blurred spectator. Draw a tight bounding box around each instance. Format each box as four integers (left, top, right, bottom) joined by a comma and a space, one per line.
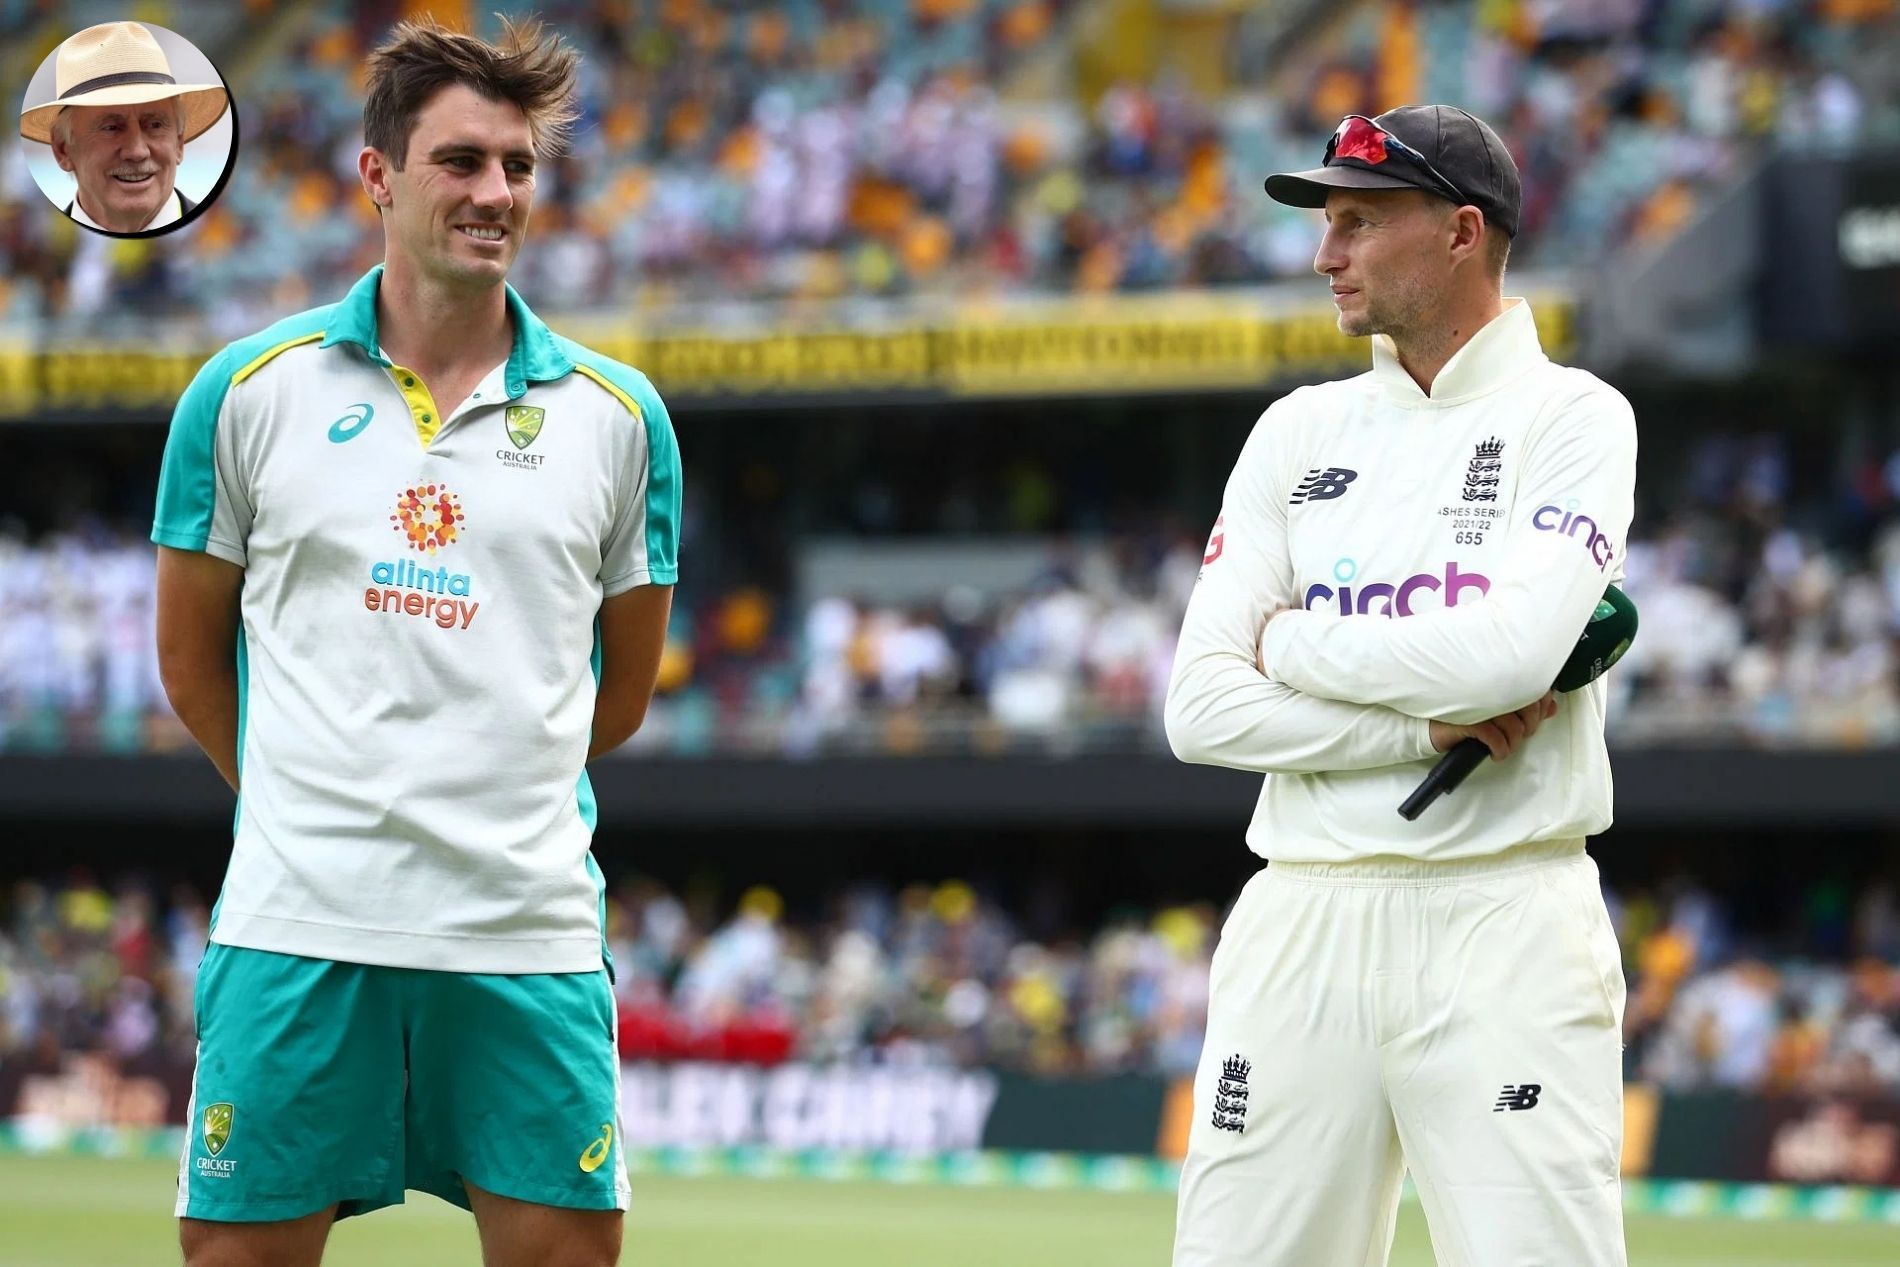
12, 424, 1900, 754
5, 868, 1899, 1097
4, 0, 1895, 329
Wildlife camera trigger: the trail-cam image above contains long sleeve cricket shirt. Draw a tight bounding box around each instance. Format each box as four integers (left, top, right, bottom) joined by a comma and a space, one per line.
1165, 299, 1637, 862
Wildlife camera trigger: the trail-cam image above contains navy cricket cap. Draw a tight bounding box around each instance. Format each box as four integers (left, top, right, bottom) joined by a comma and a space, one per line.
1265, 105, 1522, 239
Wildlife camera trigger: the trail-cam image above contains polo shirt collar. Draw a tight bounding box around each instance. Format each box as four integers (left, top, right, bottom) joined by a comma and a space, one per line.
1369, 298, 1545, 406
320, 265, 573, 399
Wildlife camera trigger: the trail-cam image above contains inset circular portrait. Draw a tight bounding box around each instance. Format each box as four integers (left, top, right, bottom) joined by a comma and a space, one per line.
18, 21, 237, 238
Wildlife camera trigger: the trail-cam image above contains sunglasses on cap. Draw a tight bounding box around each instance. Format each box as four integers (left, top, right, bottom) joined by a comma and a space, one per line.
1324, 115, 1469, 208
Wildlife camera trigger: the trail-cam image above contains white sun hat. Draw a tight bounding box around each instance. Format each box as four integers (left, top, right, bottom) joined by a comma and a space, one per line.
19, 21, 228, 145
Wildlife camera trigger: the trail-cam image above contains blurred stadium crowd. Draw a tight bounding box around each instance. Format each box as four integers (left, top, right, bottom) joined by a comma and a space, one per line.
1, 0, 1895, 330
6, 425, 1900, 753
2, 869, 1897, 1095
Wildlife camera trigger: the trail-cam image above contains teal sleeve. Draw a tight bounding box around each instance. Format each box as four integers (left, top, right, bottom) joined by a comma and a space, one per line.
630, 375, 681, 587
151, 347, 236, 554
572, 345, 680, 592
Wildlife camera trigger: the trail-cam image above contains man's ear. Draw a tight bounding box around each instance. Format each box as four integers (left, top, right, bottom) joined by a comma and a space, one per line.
1447, 204, 1485, 267
50, 134, 76, 174
359, 146, 393, 209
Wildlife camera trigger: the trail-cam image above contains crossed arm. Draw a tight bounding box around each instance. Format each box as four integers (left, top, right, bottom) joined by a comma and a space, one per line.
1165, 390, 1635, 774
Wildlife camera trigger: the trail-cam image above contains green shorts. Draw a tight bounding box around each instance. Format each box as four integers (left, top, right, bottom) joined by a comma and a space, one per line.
175, 943, 627, 1223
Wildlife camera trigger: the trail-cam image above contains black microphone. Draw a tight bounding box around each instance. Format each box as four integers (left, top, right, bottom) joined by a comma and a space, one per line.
1397, 585, 1638, 821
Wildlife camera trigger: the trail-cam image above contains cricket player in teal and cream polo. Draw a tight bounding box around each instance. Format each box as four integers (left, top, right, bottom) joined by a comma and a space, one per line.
153, 18, 675, 1267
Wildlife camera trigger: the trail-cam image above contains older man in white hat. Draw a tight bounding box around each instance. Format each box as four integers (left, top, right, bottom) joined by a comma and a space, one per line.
19, 22, 228, 234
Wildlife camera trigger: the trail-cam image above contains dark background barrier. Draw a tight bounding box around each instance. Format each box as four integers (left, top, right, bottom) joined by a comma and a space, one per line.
11, 748, 1900, 828
1651, 1090, 1900, 1188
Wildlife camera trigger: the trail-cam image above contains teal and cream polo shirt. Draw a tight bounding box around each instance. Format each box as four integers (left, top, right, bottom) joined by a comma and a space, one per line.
152, 265, 680, 974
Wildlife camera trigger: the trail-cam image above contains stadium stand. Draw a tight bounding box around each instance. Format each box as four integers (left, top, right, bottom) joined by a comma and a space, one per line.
4, 869, 1897, 1091
6, 421, 1900, 754
5, 0, 1896, 330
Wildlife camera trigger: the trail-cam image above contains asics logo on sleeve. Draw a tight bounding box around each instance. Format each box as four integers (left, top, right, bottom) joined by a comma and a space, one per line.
579, 1123, 614, 1173
1289, 467, 1358, 505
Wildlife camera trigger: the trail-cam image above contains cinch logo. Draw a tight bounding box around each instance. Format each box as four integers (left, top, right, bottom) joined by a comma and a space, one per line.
1532, 501, 1614, 572
390, 484, 465, 554
1303, 558, 1491, 616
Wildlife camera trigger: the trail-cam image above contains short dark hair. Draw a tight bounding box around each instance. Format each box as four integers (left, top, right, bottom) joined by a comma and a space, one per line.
363, 15, 579, 170
1485, 226, 1511, 280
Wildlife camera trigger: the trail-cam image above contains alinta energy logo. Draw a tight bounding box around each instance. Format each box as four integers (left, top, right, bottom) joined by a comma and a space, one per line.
391, 483, 465, 553
365, 484, 480, 630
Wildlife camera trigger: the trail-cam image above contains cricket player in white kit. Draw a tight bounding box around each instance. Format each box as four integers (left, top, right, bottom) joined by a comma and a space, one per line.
1167, 106, 1637, 1266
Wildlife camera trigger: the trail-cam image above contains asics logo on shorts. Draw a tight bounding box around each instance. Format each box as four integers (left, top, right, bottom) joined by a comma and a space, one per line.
579, 1123, 614, 1172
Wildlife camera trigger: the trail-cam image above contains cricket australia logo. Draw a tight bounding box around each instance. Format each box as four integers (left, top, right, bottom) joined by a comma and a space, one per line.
1289, 467, 1357, 505
1462, 437, 1504, 502
498, 406, 548, 469
505, 405, 544, 449
1211, 1055, 1251, 1133
203, 1102, 233, 1156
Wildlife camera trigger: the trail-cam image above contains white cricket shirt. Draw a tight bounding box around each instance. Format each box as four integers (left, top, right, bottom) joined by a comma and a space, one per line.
1165, 299, 1637, 862
152, 266, 681, 972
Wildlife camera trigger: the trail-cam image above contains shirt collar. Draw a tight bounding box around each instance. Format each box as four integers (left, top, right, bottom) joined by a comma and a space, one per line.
1369, 298, 1545, 406
320, 264, 574, 399
69, 188, 183, 233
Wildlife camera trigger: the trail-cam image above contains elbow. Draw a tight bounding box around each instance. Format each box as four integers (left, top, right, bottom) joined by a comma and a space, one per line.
1163, 689, 1211, 766
620, 705, 650, 747
595, 696, 652, 755
157, 655, 214, 724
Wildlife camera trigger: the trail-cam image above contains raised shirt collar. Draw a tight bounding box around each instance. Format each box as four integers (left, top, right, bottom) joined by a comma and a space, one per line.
320, 264, 573, 399
1369, 297, 1544, 406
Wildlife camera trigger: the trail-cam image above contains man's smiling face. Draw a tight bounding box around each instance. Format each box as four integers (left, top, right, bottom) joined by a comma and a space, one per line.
375, 83, 536, 289
52, 101, 182, 232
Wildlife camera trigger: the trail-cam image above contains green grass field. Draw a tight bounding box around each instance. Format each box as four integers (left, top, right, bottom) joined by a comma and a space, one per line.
2, 1155, 1895, 1266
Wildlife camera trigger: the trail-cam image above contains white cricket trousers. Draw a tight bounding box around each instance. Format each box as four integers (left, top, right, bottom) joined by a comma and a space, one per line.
1173, 838, 1627, 1267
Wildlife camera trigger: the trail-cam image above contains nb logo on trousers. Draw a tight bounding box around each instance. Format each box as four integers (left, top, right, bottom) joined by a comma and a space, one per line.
1493, 1083, 1542, 1112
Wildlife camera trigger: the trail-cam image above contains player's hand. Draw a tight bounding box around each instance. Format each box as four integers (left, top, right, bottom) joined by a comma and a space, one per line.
1429, 692, 1557, 762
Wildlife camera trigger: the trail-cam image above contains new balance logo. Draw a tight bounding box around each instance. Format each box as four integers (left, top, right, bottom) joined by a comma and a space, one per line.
1493, 1083, 1542, 1112
1211, 1054, 1251, 1133
1289, 467, 1357, 505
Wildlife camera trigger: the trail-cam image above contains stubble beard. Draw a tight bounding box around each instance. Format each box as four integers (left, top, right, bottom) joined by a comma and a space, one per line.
420, 217, 518, 291
1341, 277, 1431, 345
